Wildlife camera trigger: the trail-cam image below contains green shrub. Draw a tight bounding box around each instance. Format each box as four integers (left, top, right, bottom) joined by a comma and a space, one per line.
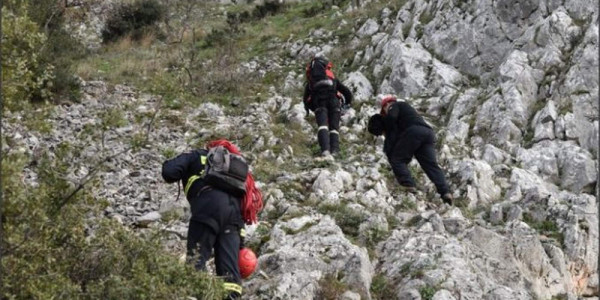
370, 274, 396, 299
318, 203, 367, 238
419, 285, 437, 300
2, 0, 83, 107
1, 2, 55, 110
27, 0, 84, 102
2, 149, 225, 299
103, 0, 165, 43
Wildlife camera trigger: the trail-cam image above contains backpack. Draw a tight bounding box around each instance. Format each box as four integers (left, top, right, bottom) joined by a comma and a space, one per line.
306, 57, 336, 90
205, 140, 263, 225
204, 146, 249, 197
304, 57, 337, 112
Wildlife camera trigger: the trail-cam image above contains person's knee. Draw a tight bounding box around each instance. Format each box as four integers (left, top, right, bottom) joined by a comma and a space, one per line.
389, 155, 410, 165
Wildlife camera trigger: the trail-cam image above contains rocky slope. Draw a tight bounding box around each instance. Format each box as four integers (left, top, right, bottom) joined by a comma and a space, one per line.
4, 0, 598, 299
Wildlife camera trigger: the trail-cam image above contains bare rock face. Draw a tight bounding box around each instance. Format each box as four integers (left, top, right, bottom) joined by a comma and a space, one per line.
452, 159, 501, 208
64, 0, 116, 49
344, 71, 374, 103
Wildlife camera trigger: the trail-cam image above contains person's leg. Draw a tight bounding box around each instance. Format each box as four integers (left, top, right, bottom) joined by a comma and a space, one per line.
214, 224, 242, 299
413, 128, 450, 196
186, 220, 217, 271
328, 100, 341, 153
388, 127, 422, 188
314, 106, 330, 154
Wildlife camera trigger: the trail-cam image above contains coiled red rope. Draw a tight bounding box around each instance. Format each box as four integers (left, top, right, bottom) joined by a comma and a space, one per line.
206, 139, 263, 224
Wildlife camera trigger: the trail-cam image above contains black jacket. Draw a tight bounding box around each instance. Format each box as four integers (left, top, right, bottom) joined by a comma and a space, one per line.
162, 149, 208, 200
383, 101, 432, 154
303, 78, 353, 111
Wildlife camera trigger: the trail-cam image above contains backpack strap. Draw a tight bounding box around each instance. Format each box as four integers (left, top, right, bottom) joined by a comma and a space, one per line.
184, 154, 207, 197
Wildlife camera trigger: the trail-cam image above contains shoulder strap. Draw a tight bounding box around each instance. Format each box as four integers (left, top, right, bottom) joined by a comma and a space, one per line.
184, 152, 208, 197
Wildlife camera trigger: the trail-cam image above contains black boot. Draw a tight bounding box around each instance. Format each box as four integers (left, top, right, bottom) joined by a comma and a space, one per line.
224, 292, 241, 300
330, 130, 340, 154
317, 126, 330, 154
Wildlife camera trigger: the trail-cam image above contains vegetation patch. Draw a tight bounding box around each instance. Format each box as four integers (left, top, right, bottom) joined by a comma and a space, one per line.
523, 213, 564, 246
318, 203, 367, 239
282, 221, 317, 235
102, 0, 165, 43
2, 151, 225, 299
246, 223, 272, 255
419, 285, 438, 300
3, 0, 83, 108
317, 272, 349, 300
370, 274, 397, 299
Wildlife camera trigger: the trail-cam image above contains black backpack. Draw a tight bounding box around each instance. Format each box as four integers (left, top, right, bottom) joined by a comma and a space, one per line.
306, 57, 336, 91
204, 146, 249, 197
304, 57, 337, 111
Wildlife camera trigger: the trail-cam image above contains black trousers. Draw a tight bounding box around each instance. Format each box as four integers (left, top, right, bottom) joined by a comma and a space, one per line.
314, 97, 341, 153
387, 126, 449, 195
187, 188, 243, 299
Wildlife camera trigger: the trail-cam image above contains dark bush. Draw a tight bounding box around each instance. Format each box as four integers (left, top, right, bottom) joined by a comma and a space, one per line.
102, 0, 165, 43
252, 1, 286, 19
226, 0, 286, 26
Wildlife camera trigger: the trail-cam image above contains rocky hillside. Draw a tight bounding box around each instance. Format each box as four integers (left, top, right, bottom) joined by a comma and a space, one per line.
4, 0, 598, 299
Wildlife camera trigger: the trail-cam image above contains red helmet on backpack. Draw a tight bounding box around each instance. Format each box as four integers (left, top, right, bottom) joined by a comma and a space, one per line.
239, 248, 258, 279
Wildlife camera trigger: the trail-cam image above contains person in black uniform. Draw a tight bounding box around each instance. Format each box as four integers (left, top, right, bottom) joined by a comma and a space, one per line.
162, 142, 246, 299
369, 95, 453, 204
303, 56, 354, 157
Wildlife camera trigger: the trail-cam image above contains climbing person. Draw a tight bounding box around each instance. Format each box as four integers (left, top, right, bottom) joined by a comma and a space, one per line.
161, 139, 263, 299
368, 95, 453, 205
303, 55, 353, 158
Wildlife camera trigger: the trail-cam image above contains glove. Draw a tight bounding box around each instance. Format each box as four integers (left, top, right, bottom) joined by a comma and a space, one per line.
341, 104, 350, 116
239, 228, 246, 249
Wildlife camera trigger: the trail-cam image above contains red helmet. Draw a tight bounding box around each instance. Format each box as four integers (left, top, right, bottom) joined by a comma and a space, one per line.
239, 248, 258, 279
380, 95, 397, 115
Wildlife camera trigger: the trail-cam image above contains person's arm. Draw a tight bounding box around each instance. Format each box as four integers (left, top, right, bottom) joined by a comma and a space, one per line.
303, 83, 310, 102
303, 83, 311, 115
337, 80, 353, 106
161, 151, 198, 183
383, 103, 400, 132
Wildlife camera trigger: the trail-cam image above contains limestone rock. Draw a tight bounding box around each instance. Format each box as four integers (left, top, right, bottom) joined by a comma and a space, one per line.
453, 159, 501, 208
343, 71, 374, 103
244, 215, 373, 299
357, 19, 379, 37
137, 212, 162, 227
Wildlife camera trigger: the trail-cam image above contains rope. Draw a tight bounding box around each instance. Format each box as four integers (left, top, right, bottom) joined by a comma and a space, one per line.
206, 139, 263, 225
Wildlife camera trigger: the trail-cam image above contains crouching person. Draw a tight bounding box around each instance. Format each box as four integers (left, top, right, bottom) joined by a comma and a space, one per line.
162, 139, 263, 299
368, 96, 453, 205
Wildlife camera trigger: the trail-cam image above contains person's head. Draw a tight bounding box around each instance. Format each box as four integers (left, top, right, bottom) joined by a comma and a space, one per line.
311, 54, 332, 69
380, 94, 397, 115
